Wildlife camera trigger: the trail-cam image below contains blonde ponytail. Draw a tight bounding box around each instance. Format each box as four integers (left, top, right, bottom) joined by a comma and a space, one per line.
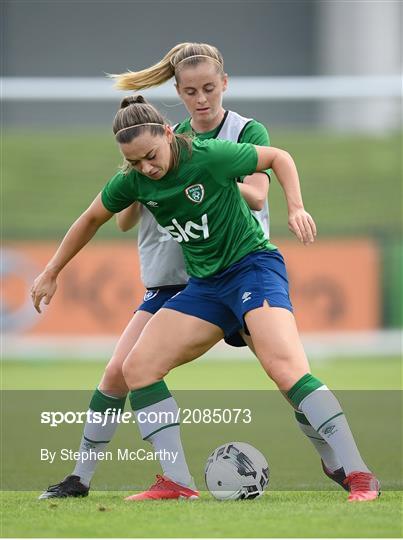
111, 43, 191, 90
110, 42, 224, 91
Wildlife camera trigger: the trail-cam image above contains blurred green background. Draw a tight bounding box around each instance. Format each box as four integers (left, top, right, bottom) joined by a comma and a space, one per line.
4, 130, 401, 240
4, 129, 402, 327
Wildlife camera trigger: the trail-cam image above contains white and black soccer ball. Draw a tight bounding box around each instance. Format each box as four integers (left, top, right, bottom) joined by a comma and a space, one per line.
205, 442, 269, 500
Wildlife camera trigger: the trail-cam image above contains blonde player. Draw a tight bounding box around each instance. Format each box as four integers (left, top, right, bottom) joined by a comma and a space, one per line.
32, 91, 379, 503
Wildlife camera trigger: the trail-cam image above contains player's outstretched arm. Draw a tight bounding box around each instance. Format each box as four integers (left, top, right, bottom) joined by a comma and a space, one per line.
116, 202, 142, 231
254, 145, 317, 245
31, 194, 114, 313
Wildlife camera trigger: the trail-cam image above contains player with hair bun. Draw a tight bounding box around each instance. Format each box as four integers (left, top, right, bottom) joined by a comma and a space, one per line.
36, 44, 274, 500
113, 42, 352, 492
32, 89, 379, 503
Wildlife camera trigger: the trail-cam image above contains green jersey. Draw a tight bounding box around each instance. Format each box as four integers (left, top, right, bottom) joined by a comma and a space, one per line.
175, 112, 271, 179
102, 138, 276, 278
175, 111, 272, 236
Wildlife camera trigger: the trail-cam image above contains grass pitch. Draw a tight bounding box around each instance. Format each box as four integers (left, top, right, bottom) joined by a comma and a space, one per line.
1, 356, 401, 537
1, 491, 401, 538
2, 355, 401, 390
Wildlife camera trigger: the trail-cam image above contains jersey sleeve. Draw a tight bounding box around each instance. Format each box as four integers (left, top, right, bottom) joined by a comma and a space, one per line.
203, 138, 258, 184
238, 120, 272, 181
101, 170, 137, 213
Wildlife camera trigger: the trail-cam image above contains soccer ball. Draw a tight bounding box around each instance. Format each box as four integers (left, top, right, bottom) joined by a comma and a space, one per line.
205, 442, 269, 500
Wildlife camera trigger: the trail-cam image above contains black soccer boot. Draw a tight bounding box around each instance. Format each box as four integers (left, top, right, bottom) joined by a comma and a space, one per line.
38, 475, 89, 499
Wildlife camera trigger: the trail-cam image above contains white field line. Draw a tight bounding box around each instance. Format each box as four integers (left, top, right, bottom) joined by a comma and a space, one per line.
2, 330, 401, 361
2, 76, 401, 101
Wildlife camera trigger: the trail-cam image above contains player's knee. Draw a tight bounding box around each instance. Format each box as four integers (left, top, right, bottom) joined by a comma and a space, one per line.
152, 362, 170, 382
122, 353, 140, 387
123, 366, 167, 390
270, 369, 295, 390
122, 348, 168, 390
260, 352, 300, 389
99, 361, 128, 395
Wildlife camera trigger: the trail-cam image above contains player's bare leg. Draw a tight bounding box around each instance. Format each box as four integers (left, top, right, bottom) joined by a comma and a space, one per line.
122, 308, 223, 500
245, 303, 380, 501
99, 310, 154, 395
240, 330, 346, 488
123, 308, 223, 388
39, 310, 154, 499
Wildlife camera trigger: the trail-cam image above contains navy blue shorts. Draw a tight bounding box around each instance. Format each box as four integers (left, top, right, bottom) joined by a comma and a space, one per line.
136, 286, 187, 315
224, 331, 247, 347
163, 250, 293, 337
137, 285, 245, 346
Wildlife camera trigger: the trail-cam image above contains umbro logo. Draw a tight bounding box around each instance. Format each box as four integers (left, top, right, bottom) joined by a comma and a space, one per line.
323, 424, 336, 436
146, 201, 159, 207
242, 292, 252, 302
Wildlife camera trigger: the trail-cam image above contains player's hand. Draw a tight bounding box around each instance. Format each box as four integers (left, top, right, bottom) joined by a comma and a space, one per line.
288, 208, 317, 245
30, 270, 58, 313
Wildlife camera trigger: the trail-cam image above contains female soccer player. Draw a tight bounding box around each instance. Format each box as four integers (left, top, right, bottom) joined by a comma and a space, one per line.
37, 43, 273, 500
38, 43, 343, 500
32, 94, 379, 503
113, 42, 347, 492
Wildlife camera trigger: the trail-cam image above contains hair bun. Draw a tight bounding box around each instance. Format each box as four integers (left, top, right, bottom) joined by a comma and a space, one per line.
120, 95, 148, 108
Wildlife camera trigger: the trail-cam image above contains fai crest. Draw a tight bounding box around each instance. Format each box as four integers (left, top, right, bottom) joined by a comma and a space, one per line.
185, 184, 205, 204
